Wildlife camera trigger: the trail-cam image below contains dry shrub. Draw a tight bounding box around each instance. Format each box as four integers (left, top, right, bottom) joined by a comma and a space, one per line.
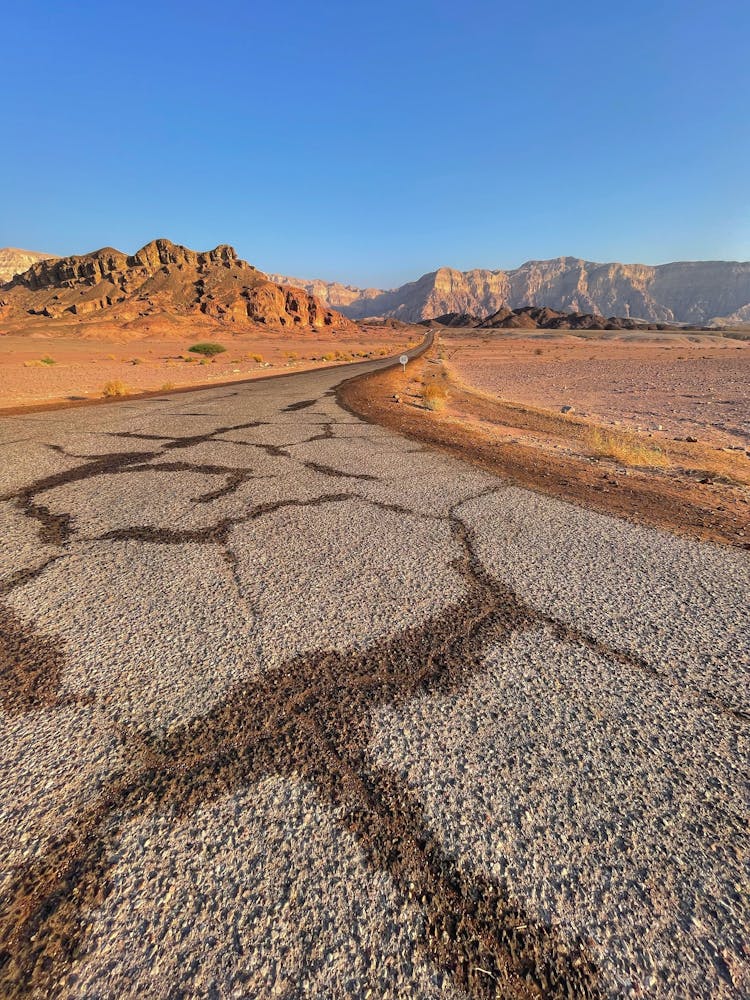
249, 353, 263, 363
131, 357, 145, 365
40, 355, 56, 365
322, 352, 336, 362
587, 426, 669, 468
102, 380, 129, 398
160, 382, 176, 391
24, 359, 45, 368
422, 382, 448, 411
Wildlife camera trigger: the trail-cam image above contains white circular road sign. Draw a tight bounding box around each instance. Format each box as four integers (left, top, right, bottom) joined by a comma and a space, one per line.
399, 354, 409, 371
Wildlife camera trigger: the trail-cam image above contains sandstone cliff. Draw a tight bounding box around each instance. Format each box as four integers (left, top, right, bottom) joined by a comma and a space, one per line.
0, 240, 355, 333
276, 257, 750, 326
0, 248, 56, 284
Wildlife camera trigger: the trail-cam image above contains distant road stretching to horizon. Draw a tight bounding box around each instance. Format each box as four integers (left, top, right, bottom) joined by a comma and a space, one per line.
0, 347, 748, 998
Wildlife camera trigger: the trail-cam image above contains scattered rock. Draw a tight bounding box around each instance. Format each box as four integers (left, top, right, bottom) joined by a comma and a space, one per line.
561, 405, 575, 414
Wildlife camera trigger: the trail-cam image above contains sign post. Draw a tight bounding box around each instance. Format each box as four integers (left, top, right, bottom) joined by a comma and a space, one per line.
399, 354, 409, 373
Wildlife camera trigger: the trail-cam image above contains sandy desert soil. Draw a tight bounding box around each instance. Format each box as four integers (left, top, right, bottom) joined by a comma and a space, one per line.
0, 324, 417, 412
446, 329, 749, 448
339, 331, 750, 548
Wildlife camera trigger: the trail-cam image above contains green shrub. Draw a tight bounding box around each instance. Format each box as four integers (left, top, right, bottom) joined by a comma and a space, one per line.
188, 342, 226, 357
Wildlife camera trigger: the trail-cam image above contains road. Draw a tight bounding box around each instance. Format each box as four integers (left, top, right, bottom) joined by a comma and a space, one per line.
0, 346, 748, 999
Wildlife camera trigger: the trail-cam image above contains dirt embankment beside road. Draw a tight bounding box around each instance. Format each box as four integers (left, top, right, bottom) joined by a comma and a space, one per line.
339, 335, 750, 549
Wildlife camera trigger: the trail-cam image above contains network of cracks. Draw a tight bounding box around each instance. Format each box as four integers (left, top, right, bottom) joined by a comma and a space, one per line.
0, 390, 745, 998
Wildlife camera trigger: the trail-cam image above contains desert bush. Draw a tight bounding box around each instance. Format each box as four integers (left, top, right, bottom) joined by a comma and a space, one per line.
102, 380, 129, 398
188, 342, 226, 357
322, 352, 336, 362
422, 382, 448, 411
160, 382, 176, 391
248, 352, 263, 363
25, 356, 56, 367
131, 357, 145, 365
587, 426, 669, 468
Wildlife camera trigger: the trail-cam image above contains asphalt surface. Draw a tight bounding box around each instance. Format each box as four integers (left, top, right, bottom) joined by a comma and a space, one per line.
0, 346, 748, 1000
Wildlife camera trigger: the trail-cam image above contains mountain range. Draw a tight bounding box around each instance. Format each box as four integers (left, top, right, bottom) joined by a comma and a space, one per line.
269, 258, 750, 326
3, 247, 750, 330
0, 241, 355, 335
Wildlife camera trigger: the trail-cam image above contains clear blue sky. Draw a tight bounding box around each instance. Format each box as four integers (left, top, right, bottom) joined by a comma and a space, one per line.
3, 0, 748, 287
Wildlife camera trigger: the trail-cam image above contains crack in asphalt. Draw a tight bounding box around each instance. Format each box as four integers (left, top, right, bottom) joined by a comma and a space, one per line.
282, 398, 319, 412
0, 500, 613, 1000
301, 461, 379, 482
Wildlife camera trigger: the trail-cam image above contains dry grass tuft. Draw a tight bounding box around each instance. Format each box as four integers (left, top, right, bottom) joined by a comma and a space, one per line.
422, 382, 448, 411
102, 380, 130, 398
249, 353, 263, 363
24, 356, 56, 367
587, 426, 669, 468
160, 382, 176, 391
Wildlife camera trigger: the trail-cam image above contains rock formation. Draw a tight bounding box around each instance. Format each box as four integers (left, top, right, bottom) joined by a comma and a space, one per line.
425, 306, 682, 331
0, 248, 55, 284
0, 239, 355, 333
275, 257, 750, 326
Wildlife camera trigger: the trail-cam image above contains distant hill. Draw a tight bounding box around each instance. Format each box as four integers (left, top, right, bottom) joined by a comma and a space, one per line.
0, 248, 56, 284
427, 306, 695, 331
274, 257, 750, 326
0, 240, 355, 334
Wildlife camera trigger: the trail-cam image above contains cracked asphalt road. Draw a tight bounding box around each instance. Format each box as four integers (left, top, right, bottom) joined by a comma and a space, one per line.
0, 347, 748, 999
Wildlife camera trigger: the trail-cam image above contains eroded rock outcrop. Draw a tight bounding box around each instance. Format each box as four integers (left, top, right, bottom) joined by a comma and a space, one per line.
0, 239, 355, 333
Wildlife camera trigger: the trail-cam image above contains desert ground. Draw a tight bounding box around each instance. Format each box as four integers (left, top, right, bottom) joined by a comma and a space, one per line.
0, 324, 417, 412
341, 329, 750, 548
445, 329, 749, 448
1, 341, 747, 999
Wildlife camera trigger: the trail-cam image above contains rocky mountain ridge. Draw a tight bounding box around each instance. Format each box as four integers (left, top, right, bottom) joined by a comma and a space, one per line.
274, 257, 750, 326
0, 240, 355, 333
427, 306, 689, 331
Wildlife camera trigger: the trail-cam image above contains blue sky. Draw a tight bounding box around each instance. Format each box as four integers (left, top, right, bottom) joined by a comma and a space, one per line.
3, 0, 748, 286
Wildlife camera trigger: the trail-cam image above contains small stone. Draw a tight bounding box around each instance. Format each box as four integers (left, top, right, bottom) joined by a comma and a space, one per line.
561, 405, 575, 414
685, 435, 698, 443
